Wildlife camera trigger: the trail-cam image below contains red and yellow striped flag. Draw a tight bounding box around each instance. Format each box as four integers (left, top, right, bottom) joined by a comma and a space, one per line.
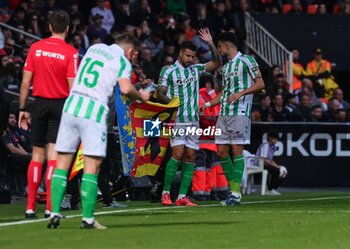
130, 97, 180, 177
69, 144, 84, 180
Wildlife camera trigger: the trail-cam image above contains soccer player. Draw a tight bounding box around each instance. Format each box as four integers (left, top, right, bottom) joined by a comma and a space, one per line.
157, 28, 221, 206
201, 32, 265, 206
47, 33, 150, 229
18, 11, 79, 219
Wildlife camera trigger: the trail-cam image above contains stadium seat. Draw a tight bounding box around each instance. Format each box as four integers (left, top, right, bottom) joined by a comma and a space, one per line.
242, 153, 268, 195
282, 4, 292, 13
307, 4, 318, 14
332, 4, 341, 14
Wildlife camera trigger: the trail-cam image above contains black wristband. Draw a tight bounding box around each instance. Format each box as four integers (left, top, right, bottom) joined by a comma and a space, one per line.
19, 108, 26, 112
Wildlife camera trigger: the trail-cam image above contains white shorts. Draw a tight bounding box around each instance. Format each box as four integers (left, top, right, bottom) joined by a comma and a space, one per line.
170, 122, 199, 150
215, 115, 251, 145
55, 113, 107, 157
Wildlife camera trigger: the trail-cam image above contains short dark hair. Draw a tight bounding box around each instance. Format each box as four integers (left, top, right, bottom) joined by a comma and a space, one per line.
115, 33, 140, 50
217, 32, 239, 48
268, 129, 279, 139
311, 105, 322, 111
49, 10, 70, 33
180, 41, 197, 52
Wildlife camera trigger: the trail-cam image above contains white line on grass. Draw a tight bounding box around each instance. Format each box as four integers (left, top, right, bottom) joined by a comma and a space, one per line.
1, 195, 350, 228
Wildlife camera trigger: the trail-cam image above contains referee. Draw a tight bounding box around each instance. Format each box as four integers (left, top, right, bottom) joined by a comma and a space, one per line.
18, 11, 78, 219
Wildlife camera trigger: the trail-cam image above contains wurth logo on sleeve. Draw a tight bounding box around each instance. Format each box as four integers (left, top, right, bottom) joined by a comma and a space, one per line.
35, 49, 65, 60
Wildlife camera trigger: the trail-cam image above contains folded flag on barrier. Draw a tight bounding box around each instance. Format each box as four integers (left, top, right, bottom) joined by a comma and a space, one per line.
130, 97, 180, 177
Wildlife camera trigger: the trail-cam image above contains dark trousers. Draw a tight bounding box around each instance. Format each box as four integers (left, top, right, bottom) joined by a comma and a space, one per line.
264, 164, 284, 190
98, 133, 122, 205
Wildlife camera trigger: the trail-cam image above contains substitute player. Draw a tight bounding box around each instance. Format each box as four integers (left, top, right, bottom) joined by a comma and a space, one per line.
156, 28, 221, 206
18, 11, 78, 218
47, 33, 150, 229
201, 32, 265, 206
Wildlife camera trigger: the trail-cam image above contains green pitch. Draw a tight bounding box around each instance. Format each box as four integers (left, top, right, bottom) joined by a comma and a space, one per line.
1, 192, 350, 249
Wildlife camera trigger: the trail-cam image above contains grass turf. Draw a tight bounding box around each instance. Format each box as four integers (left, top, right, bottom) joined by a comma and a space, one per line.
1, 192, 350, 249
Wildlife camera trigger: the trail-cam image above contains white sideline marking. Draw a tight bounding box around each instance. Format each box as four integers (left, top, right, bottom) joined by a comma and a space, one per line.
1, 196, 350, 228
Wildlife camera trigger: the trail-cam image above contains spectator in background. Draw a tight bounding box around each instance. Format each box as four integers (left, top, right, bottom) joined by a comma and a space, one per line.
8, 7, 26, 27
317, 3, 328, 14
69, 14, 82, 36
333, 88, 350, 111
144, 28, 164, 58
87, 14, 108, 42
0, 84, 10, 137
287, 0, 303, 14
115, 0, 136, 32
271, 93, 289, 121
134, 0, 158, 28
70, 33, 86, 56
252, 94, 273, 122
166, 0, 187, 16
232, 0, 249, 50
190, 1, 211, 30
306, 48, 338, 99
176, 13, 197, 41
0, 62, 21, 92
340, 2, 350, 15
68, 1, 83, 20
1, 112, 32, 155
140, 48, 158, 80
285, 93, 297, 113
293, 92, 312, 121
291, 48, 306, 92
76, 23, 89, 52
154, 41, 176, 68
327, 98, 341, 122
1, 113, 32, 181
310, 105, 327, 122
211, 0, 233, 38
163, 55, 174, 66
335, 109, 349, 122
270, 73, 289, 100
90, 0, 115, 33
256, 129, 287, 196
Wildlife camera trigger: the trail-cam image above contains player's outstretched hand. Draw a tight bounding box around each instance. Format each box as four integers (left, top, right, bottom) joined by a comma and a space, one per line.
199, 28, 213, 44
139, 89, 151, 102
18, 111, 28, 130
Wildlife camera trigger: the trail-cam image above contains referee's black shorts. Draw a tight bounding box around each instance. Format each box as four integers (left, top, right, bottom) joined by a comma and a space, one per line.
30, 97, 66, 146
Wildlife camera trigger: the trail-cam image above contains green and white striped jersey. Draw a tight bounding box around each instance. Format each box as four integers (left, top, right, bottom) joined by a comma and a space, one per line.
158, 60, 205, 123
63, 44, 132, 123
220, 52, 259, 117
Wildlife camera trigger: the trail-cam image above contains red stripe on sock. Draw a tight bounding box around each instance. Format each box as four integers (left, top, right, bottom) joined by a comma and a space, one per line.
26, 161, 43, 211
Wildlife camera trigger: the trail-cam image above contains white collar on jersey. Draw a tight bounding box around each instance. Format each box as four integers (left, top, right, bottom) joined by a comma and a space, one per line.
110, 44, 124, 54
230, 51, 242, 62
175, 60, 186, 69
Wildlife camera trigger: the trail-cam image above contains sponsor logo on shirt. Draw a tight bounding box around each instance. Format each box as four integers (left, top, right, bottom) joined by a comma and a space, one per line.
35, 49, 65, 60
176, 76, 195, 85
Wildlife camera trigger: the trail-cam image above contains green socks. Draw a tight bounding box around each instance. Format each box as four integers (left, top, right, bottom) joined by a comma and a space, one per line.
219, 156, 235, 181
179, 162, 194, 196
51, 168, 68, 214
163, 157, 180, 192
232, 155, 245, 184
81, 173, 98, 219
219, 155, 245, 193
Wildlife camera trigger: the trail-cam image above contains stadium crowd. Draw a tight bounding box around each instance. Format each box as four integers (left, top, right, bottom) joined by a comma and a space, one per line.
0, 0, 349, 203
